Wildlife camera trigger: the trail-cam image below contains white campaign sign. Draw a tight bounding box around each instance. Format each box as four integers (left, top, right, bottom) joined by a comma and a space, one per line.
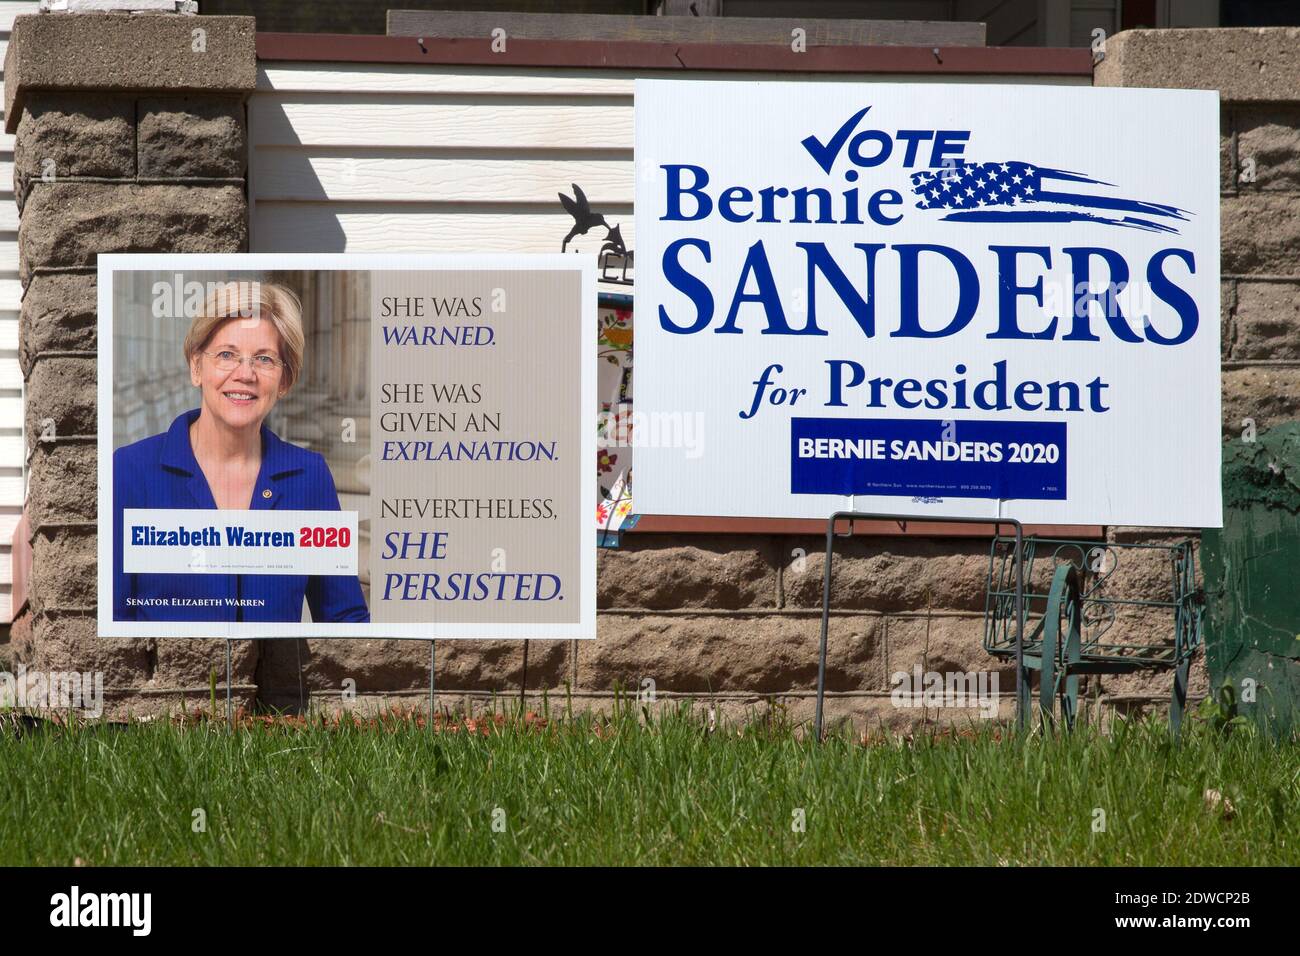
98, 253, 596, 640
634, 80, 1221, 528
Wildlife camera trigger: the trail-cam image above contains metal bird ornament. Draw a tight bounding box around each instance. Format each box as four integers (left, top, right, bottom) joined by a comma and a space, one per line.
559, 183, 608, 252
600, 223, 628, 259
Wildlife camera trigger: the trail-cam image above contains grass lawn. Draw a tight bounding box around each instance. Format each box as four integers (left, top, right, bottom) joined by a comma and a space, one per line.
1, 703, 1296, 866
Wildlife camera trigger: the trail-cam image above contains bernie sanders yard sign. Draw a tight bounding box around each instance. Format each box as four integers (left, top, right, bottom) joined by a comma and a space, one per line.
633, 80, 1221, 528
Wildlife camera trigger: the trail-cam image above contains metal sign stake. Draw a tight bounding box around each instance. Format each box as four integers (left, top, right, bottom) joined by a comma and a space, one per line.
434, 639, 444, 728
520, 639, 530, 713
225, 639, 233, 728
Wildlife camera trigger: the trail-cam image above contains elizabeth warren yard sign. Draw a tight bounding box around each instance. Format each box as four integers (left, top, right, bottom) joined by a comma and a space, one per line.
98, 253, 596, 640
634, 80, 1221, 528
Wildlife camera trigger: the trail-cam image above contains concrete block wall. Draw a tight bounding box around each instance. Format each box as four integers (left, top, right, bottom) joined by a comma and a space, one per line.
1097, 28, 1300, 441
10, 17, 1297, 728
1086, 28, 1300, 711
256, 533, 1018, 731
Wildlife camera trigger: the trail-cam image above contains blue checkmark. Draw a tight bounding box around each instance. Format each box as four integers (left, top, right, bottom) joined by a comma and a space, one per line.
800, 106, 873, 174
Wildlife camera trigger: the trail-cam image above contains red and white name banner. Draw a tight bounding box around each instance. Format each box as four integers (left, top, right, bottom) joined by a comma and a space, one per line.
123, 509, 358, 575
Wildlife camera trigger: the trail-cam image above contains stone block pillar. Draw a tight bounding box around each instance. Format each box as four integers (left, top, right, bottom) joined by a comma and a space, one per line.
6, 10, 256, 716
1095, 28, 1300, 711
1096, 28, 1300, 437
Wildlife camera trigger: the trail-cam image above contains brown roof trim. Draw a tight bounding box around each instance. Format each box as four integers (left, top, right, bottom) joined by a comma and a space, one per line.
628, 515, 1104, 539
256, 33, 1094, 76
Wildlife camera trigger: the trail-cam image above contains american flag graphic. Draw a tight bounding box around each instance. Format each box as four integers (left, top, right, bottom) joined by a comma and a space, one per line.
909, 162, 1189, 234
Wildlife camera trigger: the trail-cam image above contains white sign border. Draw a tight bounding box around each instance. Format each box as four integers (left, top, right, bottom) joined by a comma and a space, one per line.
97, 253, 597, 640
632, 79, 1223, 529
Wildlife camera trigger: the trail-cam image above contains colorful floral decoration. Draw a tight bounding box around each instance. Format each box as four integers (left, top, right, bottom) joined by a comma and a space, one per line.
597, 297, 634, 534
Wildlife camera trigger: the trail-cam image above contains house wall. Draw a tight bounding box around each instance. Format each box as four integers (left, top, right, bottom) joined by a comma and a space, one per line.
10, 13, 1296, 731
245, 49, 1101, 727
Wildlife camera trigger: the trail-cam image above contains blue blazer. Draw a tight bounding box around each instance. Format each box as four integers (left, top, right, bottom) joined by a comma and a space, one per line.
113, 409, 370, 624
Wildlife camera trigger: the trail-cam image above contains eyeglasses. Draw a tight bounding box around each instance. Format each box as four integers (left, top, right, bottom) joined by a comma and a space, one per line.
202, 350, 286, 375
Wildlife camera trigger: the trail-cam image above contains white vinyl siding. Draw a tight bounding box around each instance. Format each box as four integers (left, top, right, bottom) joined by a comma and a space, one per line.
952, 0, 1040, 46
250, 62, 1088, 258
951, 0, 1120, 47
1070, 1, 1121, 48
0, 1, 38, 622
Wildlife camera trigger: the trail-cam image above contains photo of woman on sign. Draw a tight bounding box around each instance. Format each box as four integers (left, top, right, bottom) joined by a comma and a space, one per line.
112, 282, 370, 623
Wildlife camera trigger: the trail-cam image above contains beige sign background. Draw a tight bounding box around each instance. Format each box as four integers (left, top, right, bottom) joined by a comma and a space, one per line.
370, 269, 585, 627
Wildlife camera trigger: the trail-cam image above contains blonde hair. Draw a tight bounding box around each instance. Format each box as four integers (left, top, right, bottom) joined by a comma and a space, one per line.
183, 281, 306, 391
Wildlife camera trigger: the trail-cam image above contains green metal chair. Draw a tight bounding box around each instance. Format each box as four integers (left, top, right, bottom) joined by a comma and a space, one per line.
983, 538, 1205, 732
